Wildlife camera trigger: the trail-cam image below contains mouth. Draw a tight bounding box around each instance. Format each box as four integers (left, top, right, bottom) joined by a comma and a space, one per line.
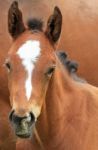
15, 127, 33, 138
16, 132, 31, 138
13, 123, 35, 139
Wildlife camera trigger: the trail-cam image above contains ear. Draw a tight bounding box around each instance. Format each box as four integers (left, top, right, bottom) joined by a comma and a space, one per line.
8, 1, 25, 39
45, 6, 62, 44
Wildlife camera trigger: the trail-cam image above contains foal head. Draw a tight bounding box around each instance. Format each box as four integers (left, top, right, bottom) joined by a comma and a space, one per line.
5, 1, 62, 138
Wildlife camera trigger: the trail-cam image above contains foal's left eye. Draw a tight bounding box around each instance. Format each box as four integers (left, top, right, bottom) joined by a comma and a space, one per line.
47, 68, 54, 74
45, 67, 55, 76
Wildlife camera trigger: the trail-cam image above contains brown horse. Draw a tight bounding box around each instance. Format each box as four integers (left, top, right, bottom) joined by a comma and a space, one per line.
5, 1, 98, 150
2, 0, 98, 87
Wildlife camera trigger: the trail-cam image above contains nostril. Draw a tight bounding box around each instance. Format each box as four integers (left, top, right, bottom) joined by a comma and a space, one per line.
12, 115, 28, 125
30, 112, 35, 123
9, 110, 15, 122
9, 111, 35, 125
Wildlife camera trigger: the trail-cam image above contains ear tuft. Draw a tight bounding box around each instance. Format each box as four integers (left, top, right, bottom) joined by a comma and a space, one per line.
46, 6, 62, 44
8, 1, 25, 39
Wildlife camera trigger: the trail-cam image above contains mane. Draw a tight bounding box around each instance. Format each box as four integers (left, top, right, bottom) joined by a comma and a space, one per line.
57, 51, 87, 83
27, 18, 43, 31
57, 51, 78, 73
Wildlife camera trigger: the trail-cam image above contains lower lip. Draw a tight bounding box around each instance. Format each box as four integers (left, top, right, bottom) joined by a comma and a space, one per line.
16, 133, 31, 138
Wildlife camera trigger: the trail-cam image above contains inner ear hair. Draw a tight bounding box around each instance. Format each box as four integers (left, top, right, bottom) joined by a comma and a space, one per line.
45, 6, 62, 44
8, 1, 25, 39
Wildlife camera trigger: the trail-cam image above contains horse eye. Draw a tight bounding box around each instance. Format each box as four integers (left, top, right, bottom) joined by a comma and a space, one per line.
45, 67, 55, 76
5, 62, 11, 71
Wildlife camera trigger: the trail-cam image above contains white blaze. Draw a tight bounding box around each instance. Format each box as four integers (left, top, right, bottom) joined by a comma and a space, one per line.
17, 40, 41, 100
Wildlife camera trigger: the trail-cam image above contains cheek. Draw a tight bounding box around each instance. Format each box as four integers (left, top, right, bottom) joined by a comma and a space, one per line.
31, 74, 49, 97
8, 75, 12, 91
40, 76, 51, 98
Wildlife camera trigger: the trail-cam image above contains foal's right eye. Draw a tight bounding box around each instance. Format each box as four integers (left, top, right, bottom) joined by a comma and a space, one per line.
5, 62, 11, 72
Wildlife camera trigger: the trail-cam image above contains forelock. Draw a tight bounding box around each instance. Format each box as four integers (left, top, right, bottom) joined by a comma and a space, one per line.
27, 18, 43, 31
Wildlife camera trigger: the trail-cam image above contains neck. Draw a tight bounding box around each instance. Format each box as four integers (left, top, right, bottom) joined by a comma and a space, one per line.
29, 59, 97, 150
34, 60, 77, 149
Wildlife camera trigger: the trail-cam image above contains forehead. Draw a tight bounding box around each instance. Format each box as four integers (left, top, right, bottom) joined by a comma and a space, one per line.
9, 31, 53, 55
8, 31, 56, 66
17, 40, 41, 61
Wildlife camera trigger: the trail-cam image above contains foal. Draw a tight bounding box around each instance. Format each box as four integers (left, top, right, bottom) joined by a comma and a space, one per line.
6, 1, 98, 150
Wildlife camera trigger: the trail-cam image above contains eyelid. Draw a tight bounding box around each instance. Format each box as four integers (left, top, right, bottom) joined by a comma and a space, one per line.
45, 65, 56, 75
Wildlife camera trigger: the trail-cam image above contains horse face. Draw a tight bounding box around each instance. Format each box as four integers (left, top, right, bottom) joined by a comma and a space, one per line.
5, 32, 56, 138
6, 1, 62, 138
